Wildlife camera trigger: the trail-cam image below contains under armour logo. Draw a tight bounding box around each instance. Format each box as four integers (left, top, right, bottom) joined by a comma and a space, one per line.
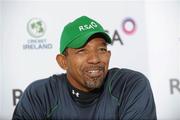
72, 90, 80, 97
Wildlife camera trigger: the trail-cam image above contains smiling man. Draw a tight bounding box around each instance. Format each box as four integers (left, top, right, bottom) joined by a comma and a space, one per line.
13, 16, 157, 120
58, 37, 111, 92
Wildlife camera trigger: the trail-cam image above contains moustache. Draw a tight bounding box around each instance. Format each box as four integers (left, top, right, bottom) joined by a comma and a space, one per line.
84, 64, 105, 71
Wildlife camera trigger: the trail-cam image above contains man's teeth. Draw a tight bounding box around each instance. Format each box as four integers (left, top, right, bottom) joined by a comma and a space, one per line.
88, 70, 99, 73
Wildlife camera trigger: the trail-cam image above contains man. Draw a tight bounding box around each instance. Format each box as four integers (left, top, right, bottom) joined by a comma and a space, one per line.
13, 16, 157, 119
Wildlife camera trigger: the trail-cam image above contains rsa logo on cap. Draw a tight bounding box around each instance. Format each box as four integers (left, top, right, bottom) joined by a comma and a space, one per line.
27, 18, 46, 38
79, 21, 98, 31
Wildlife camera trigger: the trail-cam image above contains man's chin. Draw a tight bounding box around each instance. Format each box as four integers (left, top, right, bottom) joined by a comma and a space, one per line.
85, 78, 104, 89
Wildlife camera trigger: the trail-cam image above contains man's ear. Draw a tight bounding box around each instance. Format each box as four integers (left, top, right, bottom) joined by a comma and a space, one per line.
56, 54, 68, 70
108, 50, 111, 57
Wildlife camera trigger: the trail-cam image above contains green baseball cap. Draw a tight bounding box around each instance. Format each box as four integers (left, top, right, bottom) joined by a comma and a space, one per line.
60, 16, 112, 54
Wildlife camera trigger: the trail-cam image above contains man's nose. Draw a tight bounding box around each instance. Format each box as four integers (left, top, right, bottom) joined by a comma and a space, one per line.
87, 51, 100, 64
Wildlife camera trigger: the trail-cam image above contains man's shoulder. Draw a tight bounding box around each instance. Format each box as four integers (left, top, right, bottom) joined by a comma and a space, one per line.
108, 67, 147, 80
107, 68, 149, 92
107, 68, 151, 104
24, 74, 66, 94
14, 74, 67, 118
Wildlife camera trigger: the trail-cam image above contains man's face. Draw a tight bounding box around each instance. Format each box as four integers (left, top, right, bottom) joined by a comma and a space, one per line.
63, 37, 111, 92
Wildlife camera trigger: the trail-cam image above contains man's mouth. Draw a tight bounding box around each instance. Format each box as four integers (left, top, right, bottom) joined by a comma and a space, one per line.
88, 70, 102, 77
85, 67, 104, 78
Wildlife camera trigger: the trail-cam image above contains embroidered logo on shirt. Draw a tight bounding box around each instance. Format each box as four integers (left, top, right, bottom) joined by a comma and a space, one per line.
72, 90, 80, 97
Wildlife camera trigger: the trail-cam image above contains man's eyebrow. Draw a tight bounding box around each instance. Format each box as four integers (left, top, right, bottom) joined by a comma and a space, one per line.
101, 41, 108, 46
103, 42, 107, 46
74, 47, 85, 51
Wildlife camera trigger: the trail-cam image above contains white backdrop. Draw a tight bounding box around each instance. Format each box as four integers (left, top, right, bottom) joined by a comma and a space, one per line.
0, 1, 180, 119
0, 0, 3, 116
146, 2, 180, 119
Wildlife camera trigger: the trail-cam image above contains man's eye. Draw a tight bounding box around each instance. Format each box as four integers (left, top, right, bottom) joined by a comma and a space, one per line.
99, 48, 107, 52
76, 49, 85, 54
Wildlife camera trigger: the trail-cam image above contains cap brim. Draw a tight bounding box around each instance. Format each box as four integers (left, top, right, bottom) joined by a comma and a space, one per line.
68, 31, 111, 49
